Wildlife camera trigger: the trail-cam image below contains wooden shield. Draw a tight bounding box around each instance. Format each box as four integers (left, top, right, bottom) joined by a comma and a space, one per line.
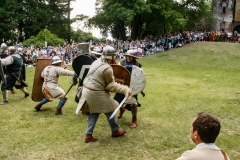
126, 65, 146, 95
111, 64, 131, 86
31, 59, 52, 102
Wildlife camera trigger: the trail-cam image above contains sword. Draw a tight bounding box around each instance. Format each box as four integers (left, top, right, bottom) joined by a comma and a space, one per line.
63, 74, 79, 98
109, 96, 128, 120
63, 83, 74, 98
109, 87, 133, 120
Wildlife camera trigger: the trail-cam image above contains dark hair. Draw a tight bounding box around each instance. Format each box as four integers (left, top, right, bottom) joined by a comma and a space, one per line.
193, 112, 221, 143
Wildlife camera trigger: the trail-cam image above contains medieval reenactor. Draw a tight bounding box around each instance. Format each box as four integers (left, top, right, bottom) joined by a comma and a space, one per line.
76, 45, 132, 143
14, 47, 29, 97
34, 56, 78, 115
0, 43, 8, 84
90, 47, 102, 59
0, 46, 23, 105
114, 49, 145, 129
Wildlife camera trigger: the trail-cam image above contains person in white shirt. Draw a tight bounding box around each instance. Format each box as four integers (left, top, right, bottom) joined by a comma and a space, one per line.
176, 112, 230, 160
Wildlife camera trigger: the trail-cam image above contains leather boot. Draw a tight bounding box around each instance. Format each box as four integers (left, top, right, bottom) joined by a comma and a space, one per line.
85, 134, 98, 143
34, 104, 42, 111
112, 129, 126, 137
117, 107, 125, 119
55, 108, 65, 115
11, 89, 15, 94
130, 116, 137, 129
130, 104, 137, 129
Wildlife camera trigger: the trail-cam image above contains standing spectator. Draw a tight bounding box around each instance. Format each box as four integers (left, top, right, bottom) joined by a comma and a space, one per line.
122, 41, 129, 53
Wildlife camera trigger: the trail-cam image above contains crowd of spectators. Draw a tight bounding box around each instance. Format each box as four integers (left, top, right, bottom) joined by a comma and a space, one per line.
10, 30, 240, 67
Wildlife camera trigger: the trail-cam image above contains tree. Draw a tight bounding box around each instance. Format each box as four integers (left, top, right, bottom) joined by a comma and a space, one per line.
71, 29, 98, 43
22, 29, 65, 47
87, 0, 212, 40
0, 0, 75, 44
88, 0, 151, 40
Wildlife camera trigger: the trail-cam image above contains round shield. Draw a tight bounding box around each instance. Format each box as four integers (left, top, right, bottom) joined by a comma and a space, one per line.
72, 55, 93, 86
111, 64, 131, 86
126, 65, 146, 95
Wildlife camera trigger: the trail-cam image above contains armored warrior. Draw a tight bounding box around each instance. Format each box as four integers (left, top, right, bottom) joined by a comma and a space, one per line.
0, 43, 8, 58
76, 45, 132, 143
0, 46, 23, 105
114, 49, 143, 129
10, 47, 30, 97
34, 56, 78, 115
0, 43, 8, 84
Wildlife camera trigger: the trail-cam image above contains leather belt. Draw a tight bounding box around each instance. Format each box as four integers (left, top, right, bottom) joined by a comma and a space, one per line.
83, 85, 102, 91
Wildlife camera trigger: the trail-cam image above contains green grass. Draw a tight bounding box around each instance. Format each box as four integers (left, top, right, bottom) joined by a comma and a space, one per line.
0, 42, 240, 160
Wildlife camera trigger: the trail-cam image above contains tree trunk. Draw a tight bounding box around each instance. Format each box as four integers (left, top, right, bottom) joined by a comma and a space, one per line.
131, 14, 144, 40
117, 20, 127, 41
67, 0, 71, 43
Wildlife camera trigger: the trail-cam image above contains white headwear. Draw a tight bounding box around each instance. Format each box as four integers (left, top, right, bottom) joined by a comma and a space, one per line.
52, 56, 63, 64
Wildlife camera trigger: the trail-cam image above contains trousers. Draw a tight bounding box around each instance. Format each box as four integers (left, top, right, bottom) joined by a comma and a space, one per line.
86, 112, 120, 134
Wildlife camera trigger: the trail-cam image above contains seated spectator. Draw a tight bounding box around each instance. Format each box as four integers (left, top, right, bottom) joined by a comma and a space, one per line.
176, 112, 230, 160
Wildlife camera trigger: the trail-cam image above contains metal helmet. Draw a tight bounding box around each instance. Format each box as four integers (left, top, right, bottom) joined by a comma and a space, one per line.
125, 49, 138, 59
102, 46, 116, 59
18, 47, 23, 55
8, 46, 16, 54
52, 56, 63, 64
1, 43, 7, 49
91, 47, 102, 56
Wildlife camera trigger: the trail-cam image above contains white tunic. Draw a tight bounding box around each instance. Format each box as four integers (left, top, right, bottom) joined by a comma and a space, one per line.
77, 59, 130, 113
41, 65, 74, 99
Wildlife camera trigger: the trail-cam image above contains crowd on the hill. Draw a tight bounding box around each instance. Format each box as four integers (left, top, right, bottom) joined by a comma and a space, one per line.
1, 30, 240, 67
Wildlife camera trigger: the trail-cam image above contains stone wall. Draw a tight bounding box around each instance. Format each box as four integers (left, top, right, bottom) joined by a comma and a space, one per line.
212, 0, 234, 32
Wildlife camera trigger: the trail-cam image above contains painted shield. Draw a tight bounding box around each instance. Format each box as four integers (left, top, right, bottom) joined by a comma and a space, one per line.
72, 55, 94, 86
125, 65, 146, 95
31, 59, 52, 102
111, 64, 131, 86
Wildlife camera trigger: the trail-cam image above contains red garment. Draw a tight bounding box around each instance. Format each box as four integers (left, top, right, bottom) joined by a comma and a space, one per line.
111, 60, 117, 65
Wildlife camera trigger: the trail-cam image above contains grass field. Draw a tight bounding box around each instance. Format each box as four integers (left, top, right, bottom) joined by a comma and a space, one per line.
0, 42, 240, 160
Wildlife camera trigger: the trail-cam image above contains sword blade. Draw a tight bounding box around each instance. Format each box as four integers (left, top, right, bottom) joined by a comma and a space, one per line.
109, 96, 127, 120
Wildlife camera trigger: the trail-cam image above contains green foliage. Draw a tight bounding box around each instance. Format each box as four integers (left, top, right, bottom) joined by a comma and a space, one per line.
0, 0, 74, 44
88, 0, 212, 40
22, 29, 65, 47
71, 29, 98, 43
